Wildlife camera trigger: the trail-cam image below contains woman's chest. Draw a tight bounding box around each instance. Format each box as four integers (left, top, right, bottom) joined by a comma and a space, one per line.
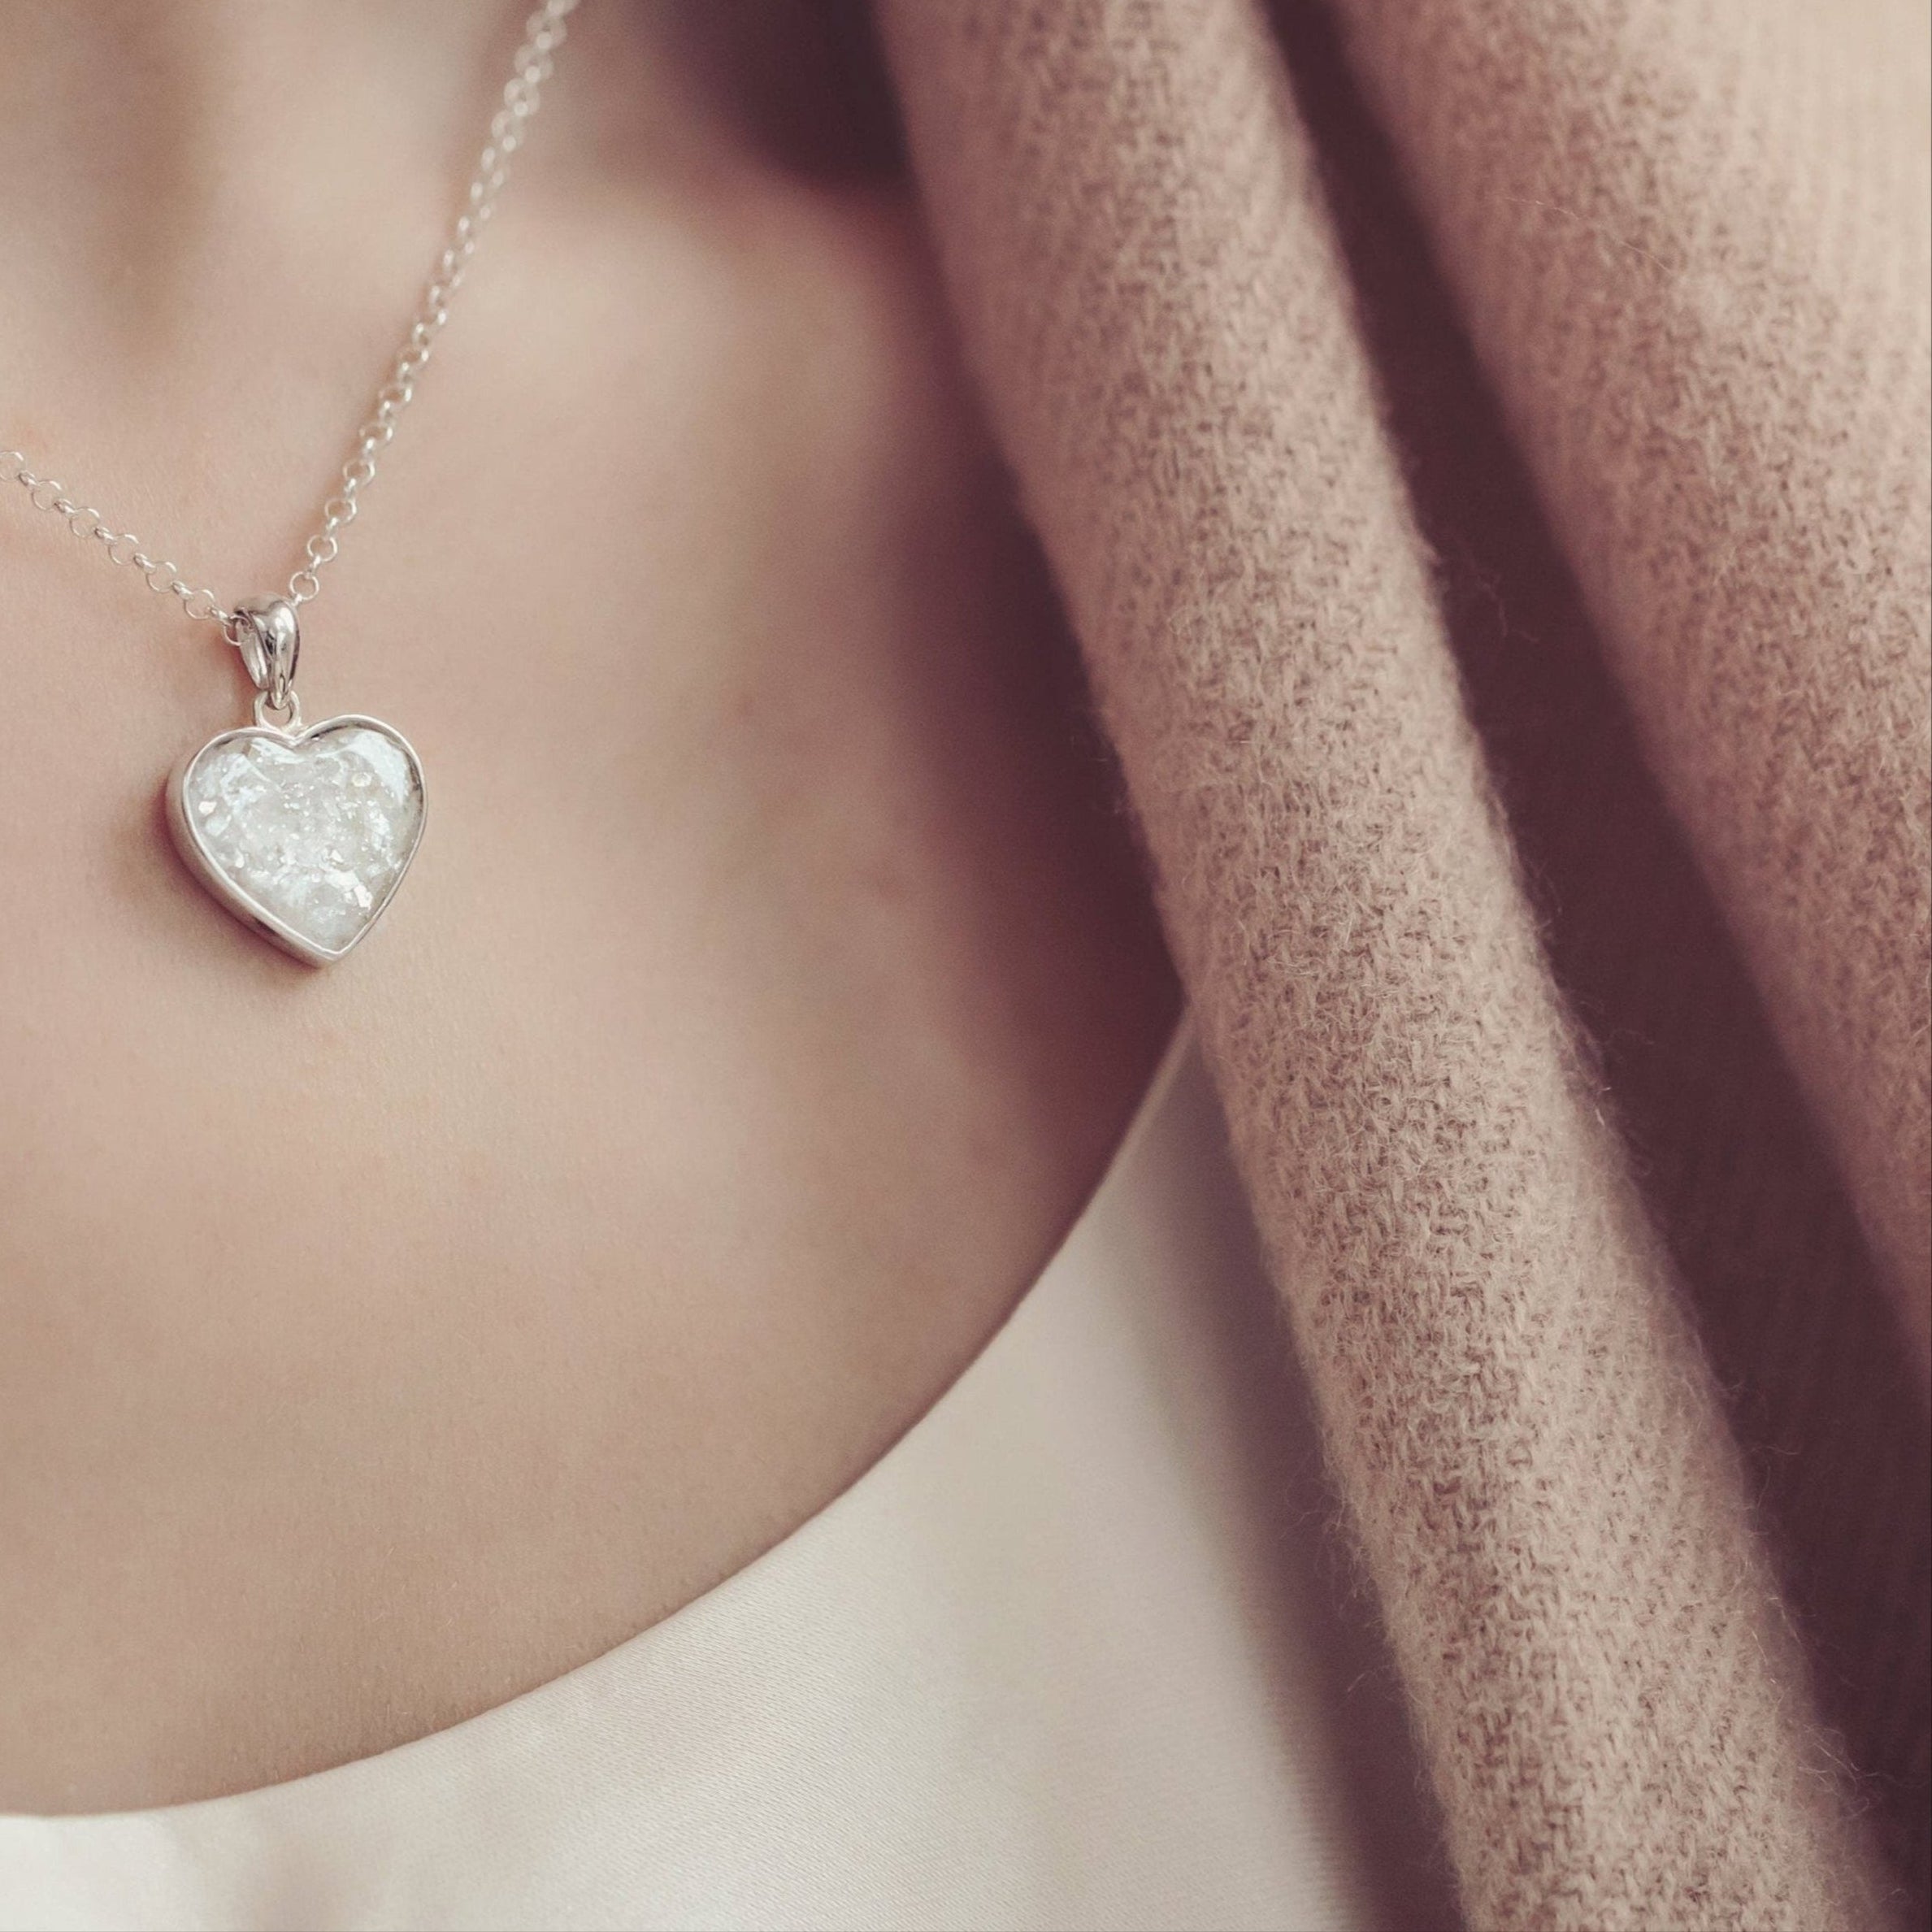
0, 192, 1172, 1811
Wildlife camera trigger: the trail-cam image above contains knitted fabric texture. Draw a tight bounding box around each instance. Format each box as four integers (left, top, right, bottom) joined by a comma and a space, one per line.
1328, 0, 1932, 1388
879, 2, 1927, 1927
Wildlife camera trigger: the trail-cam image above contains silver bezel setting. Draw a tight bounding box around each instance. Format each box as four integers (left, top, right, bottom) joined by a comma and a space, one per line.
165, 714, 427, 966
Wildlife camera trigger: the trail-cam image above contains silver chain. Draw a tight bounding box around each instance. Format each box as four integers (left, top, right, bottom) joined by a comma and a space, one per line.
2, 0, 577, 649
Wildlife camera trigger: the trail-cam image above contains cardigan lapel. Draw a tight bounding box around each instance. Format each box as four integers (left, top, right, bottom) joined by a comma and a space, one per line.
877, 4, 1917, 1925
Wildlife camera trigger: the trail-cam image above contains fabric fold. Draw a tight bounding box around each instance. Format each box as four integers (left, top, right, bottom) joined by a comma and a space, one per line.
1322, 0, 1932, 1383
878, 3, 1895, 1926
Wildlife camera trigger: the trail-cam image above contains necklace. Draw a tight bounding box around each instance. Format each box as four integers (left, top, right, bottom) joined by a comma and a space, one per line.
2, 0, 576, 965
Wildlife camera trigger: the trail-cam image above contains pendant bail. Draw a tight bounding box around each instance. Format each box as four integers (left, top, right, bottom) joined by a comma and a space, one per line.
232, 598, 302, 714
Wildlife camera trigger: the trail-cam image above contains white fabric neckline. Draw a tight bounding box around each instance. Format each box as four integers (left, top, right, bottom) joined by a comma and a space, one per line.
3, 1017, 1423, 1932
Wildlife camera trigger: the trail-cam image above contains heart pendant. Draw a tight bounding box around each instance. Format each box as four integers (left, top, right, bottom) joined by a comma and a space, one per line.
166, 714, 427, 966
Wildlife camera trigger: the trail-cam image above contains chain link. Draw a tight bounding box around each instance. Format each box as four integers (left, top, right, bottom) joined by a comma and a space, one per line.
2, 0, 577, 644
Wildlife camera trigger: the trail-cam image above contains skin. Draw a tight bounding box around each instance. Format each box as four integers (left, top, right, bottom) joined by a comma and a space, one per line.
0, 2, 1174, 1813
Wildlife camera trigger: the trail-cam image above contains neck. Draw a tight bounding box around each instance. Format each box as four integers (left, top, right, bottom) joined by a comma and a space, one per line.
0, 4, 532, 319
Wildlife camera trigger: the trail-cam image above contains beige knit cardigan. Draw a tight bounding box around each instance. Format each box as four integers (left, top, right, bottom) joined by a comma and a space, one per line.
874, 3, 1931, 1928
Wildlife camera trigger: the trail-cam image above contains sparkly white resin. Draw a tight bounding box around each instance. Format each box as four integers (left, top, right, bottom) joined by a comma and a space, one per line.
174, 719, 424, 960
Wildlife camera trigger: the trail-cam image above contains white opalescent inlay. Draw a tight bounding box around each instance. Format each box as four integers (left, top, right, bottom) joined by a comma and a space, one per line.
180, 722, 424, 955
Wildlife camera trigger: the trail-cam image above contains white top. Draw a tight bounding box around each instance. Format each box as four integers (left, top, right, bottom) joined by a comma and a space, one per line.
1, 1031, 1436, 1932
